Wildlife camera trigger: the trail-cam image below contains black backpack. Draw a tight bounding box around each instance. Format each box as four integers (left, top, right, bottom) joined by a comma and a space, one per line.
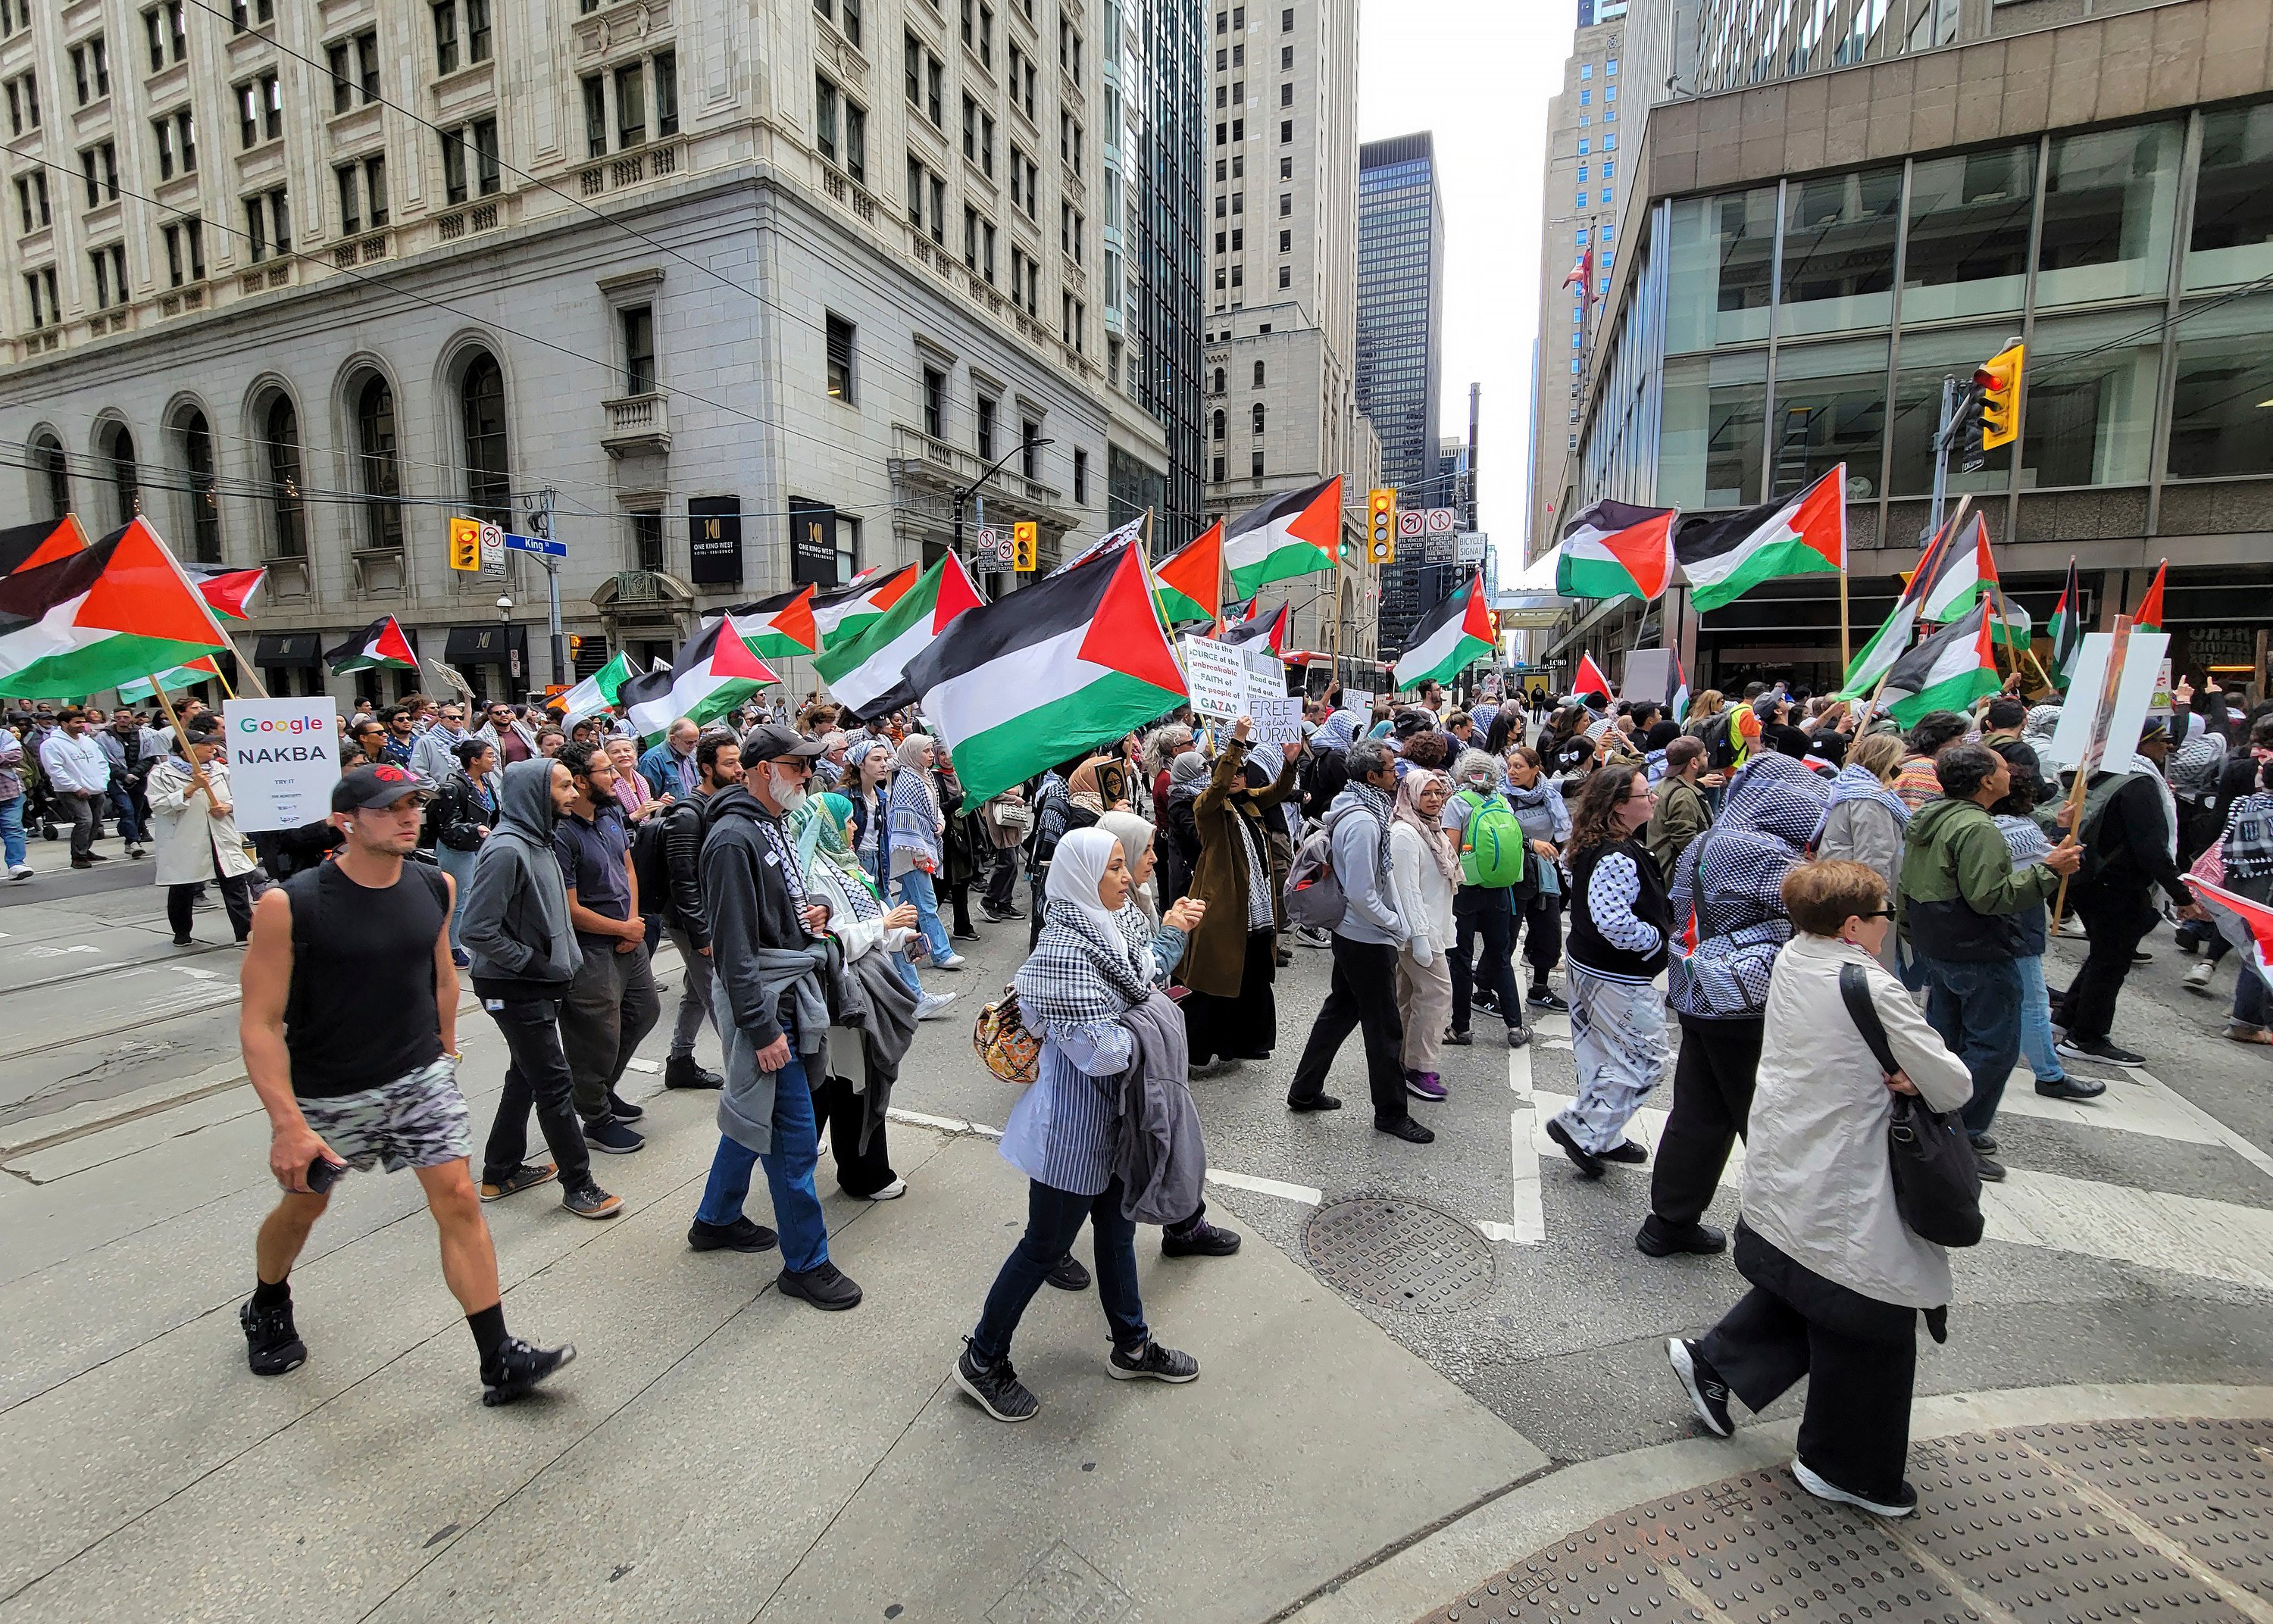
630, 811, 674, 910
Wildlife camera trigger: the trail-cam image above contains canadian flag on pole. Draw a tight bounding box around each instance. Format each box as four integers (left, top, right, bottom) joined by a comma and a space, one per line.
2186, 877, 2273, 980
1562, 247, 1593, 292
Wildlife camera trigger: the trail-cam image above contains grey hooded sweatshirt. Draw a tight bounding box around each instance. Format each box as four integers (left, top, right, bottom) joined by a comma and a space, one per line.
459, 757, 581, 1003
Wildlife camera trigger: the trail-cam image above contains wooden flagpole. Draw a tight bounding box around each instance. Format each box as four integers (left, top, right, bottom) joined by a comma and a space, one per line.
145, 678, 223, 812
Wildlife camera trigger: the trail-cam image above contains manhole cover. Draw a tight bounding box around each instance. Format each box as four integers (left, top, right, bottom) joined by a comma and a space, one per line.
1302, 1193, 1496, 1312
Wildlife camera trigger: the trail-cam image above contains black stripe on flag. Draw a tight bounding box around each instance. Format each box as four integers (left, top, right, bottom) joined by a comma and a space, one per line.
903, 544, 1121, 695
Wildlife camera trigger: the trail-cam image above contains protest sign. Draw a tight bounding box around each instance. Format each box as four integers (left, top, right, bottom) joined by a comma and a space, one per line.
1248, 696, 1303, 754
224, 697, 341, 832
1181, 635, 1246, 719
2043, 629, 2165, 773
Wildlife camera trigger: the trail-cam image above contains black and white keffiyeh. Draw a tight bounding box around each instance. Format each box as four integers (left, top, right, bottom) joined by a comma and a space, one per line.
1016, 900, 1155, 1029
1343, 779, 1398, 887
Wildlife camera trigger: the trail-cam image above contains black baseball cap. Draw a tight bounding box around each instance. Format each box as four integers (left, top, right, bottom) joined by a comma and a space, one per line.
332, 762, 430, 811
740, 723, 827, 762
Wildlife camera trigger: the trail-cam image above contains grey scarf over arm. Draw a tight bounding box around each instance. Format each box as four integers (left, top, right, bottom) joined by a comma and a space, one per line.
716, 941, 832, 1156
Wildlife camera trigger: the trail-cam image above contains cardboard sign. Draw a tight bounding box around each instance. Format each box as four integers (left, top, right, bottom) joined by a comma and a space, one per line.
1340, 687, 1373, 717
1181, 635, 1246, 719
2043, 630, 2168, 774
224, 698, 342, 832
1248, 696, 1303, 754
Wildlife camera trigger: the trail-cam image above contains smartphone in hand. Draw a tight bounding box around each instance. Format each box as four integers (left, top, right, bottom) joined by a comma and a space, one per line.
306, 1156, 349, 1195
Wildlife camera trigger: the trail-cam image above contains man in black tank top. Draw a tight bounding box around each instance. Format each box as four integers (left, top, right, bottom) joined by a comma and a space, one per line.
236, 764, 575, 1406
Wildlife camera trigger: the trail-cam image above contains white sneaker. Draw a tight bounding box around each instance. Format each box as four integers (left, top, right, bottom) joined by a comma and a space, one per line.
936, 952, 968, 970
865, 1177, 908, 1201
2182, 960, 2216, 993
6, 865, 30, 882
916, 991, 960, 1020
1790, 1456, 1917, 1518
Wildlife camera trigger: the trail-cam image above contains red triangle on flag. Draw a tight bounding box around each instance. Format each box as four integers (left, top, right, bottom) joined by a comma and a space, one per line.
373, 615, 418, 667
79, 519, 230, 646
1600, 512, 1674, 600
2133, 558, 2167, 631
711, 617, 782, 684
1969, 514, 1999, 592
1456, 570, 1496, 645
1787, 464, 1848, 569
1078, 548, 1186, 695
932, 550, 985, 631
1573, 651, 1612, 698
1284, 476, 1342, 551
871, 564, 920, 613
767, 585, 818, 652
1155, 520, 1223, 612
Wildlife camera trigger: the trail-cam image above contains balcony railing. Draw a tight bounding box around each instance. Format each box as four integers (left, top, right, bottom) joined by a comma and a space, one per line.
609, 569, 670, 604
602, 392, 671, 457
886, 423, 1072, 525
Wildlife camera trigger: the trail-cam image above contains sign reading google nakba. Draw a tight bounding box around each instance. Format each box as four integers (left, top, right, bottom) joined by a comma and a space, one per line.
224, 698, 342, 832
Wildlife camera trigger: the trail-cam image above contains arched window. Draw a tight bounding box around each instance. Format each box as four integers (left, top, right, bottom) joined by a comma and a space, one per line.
460, 351, 510, 526
1211, 408, 1225, 442
355, 375, 404, 551
177, 410, 221, 561
100, 422, 139, 527
1212, 366, 1224, 394
262, 395, 305, 557
1252, 361, 1265, 388
1251, 402, 1265, 435
30, 433, 67, 520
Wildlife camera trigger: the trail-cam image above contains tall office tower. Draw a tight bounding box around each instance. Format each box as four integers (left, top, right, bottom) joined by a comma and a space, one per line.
1355, 131, 1446, 653
1199, 0, 1380, 668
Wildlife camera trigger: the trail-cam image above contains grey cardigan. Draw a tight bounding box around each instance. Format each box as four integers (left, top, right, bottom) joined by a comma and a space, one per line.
1111, 989, 1206, 1226
1815, 797, 1906, 972
1740, 934, 1974, 1308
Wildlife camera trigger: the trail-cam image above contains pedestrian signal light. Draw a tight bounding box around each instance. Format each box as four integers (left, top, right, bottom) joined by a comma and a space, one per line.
1975, 342, 2024, 451
1013, 521, 1037, 572
1366, 488, 1395, 564
448, 516, 481, 572
568, 636, 583, 657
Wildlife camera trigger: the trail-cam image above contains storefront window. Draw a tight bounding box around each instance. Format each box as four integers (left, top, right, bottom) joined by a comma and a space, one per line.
1887, 326, 2012, 497
1777, 165, 1900, 337
1769, 336, 1887, 498
2034, 121, 2178, 308
1664, 187, 1774, 353
2165, 295, 2273, 480
1901, 143, 2032, 323
2017, 309, 2160, 489
2185, 102, 2273, 293
1659, 348, 1765, 509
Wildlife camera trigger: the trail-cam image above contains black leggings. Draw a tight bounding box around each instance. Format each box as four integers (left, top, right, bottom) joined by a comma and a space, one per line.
168, 856, 255, 942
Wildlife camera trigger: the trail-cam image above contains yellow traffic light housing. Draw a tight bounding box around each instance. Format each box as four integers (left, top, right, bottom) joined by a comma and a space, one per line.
1975, 342, 2024, 451
1012, 521, 1038, 572
1366, 488, 1395, 564
448, 515, 481, 572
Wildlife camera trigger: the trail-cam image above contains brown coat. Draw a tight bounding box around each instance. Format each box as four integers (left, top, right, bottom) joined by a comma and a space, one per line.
1177, 740, 1299, 998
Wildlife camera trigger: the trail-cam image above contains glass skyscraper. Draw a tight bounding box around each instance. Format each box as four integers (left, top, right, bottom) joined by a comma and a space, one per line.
1358, 131, 1447, 651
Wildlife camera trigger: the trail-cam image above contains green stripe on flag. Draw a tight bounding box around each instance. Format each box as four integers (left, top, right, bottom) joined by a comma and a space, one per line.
0, 633, 232, 700
1887, 666, 2000, 728
942, 672, 1187, 806
1687, 536, 1842, 612
1154, 585, 1214, 626
1227, 539, 1333, 599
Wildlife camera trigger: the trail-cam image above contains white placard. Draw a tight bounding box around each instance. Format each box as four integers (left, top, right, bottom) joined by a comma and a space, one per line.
2150, 657, 2174, 720
1181, 635, 1246, 718
224, 697, 342, 832
2043, 631, 2168, 773
1240, 644, 1287, 711
1340, 687, 1374, 717
1458, 532, 1488, 566
1248, 696, 1302, 754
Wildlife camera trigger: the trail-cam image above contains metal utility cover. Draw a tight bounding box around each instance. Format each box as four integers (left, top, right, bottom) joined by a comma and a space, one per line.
1302, 1194, 1496, 1313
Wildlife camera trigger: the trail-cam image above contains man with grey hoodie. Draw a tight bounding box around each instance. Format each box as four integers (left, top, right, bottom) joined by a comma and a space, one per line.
459, 758, 624, 1220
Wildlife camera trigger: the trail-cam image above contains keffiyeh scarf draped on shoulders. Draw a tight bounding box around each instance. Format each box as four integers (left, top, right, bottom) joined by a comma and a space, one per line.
1343, 779, 1398, 886
1312, 711, 1357, 755
793, 795, 883, 922
1015, 829, 1154, 1029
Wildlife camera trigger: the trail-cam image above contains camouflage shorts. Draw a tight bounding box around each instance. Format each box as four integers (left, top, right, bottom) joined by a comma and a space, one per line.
297, 1057, 470, 1176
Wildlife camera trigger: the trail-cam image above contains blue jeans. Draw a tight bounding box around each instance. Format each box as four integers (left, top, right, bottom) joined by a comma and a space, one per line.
2236, 959, 2270, 1029
971, 1176, 1149, 1363
0, 795, 22, 870
695, 1053, 830, 1273
1919, 956, 2021, 1139
896, 865, 954, 963
108, 781, 147, 844
435, 844, 479, 954
2014, 954, 2066, 1085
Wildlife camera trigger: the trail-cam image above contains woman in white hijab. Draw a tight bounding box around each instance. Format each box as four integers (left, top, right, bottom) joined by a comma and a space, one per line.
1096, 808, 1162, 932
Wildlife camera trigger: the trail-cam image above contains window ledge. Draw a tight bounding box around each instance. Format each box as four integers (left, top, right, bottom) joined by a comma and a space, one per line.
430, 56, 496, 98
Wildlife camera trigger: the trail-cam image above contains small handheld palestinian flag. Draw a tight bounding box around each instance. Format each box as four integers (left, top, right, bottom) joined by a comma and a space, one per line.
116, 655, 227, 704
0, 519, 232, 698
1392, 570, 1496, 692
1152, 520, 1223, 626
1224, 476, 1340, 598
2186, 876, 2273, 981
181, 561, 267, 620
1571, 651, 1613, 701
1555, 499, 1676, 604
626, 616, 779, 743
2047, 557, 2084, 689
739, 583, 821, 660
1675, 464, 1846, 612
327, 614, 419, 675
1882, 601, 2000, 727
2131, 557, 2167, 632
814, 551, 984, 720
1220, 600, 1290, 656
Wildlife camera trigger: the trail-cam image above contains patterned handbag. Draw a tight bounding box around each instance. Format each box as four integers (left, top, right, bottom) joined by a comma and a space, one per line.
972, 985, 1042, 1085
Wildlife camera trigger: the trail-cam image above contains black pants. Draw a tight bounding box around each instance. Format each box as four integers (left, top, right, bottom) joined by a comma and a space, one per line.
1516, 888, 1564, 985
167, 860, 255, 942
481, 998, 595, 1191
1288, 935, 1409, 1126
950, 877, 975, 936
1183, 928, 1279, 1063
1029, 870, 1050, 951
1697, 1228, 1918, 1504
1650, 1014, 1764, 1229
1450, 886, 1521, 1035
813, 1070, 896, 1198
981, 844, 1019, 914
2054, 883, 2158, 1044
559, 941, 662, 1123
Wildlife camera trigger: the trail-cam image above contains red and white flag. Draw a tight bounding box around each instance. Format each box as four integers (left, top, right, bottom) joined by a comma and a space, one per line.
2185, 877, 2273, 980
1562, 247, 1593, 292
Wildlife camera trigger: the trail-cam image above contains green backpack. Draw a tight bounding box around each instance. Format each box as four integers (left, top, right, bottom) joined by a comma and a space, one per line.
1455, 788, 1527, 888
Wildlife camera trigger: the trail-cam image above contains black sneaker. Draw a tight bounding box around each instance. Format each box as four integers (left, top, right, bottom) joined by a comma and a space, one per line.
561, 1184, 624, 1220
1667, 1338, 1733, 1438
1974, 1152, 2008, 1182
1287, 1092, 1343, 1113
664, 1053, 724, 1090
1444, 1028, 1474, 1047
1473, 989, 1500, 1016
779, 1260, 863, 1310
688, 1215, 779, 1252
1046, 1254, 1092, 1291
955, 1340, 1040, 1422
2056, 1035, 2146, 1069
1162, 1221, 1241, 1258
1968, 1132, 1999, 1154
1107, 1339, 1200, 1383
1505, 1026, 1532, 1050
480, 1337, 577, 1406
583, 1116, 645, 1154
1528, 988, 1569, 1013
240, 1295, 306, 1377
1601, 1139, 1648, 1164
1637, 1218, 1726, 1257
605, 1089, 645, 1122
1375, 1115, 1436, 1145
1546, 1118, 1605, 1179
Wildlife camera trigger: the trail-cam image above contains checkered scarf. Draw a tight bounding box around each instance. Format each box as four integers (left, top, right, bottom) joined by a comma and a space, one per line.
1015, 901, 1155, 1029
1668, 753, 1827, 1020
1344, 779, 1398, 887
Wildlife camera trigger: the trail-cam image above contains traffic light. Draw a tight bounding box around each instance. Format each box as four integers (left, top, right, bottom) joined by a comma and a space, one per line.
1366, 488, 1395, 564
568, 636, 583, 657
1012, 520, 1038, 572
448, 516, 481, 572
1976, 341, 2024, 451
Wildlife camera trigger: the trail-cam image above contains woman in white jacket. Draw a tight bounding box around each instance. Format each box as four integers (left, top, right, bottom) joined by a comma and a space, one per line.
1666, 858, 1972, 1521
1388, 768, 1459, 1102
146, 727, 259, 945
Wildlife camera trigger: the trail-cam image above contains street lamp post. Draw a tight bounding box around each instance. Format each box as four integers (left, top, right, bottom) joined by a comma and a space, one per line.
952, 436, 1055, 562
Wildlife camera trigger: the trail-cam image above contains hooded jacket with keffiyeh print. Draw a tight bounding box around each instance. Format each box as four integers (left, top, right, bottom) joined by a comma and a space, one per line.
1668, 753, 1830, 1020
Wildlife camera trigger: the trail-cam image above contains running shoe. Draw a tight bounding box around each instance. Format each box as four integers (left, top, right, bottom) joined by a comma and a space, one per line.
955, 1341, 1040, 1422
1666, 1338, 1732, 1437
2056, 1035, 2146, 1068
1107, 1340, 1199, 1382
480, 1338, 577, 1406
1790, 1457, 1916, 1518
240, 1295, 306, 1377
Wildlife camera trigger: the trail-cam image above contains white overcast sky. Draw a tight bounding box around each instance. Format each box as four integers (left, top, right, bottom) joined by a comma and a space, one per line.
1358, 0, 1574, 579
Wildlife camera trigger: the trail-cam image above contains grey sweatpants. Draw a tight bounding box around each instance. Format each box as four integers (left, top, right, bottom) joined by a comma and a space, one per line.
666, 923, 719, 1058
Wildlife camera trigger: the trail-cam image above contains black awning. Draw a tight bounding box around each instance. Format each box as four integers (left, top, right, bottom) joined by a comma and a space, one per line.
443, 623, 530, 667
252, 632, 324, 669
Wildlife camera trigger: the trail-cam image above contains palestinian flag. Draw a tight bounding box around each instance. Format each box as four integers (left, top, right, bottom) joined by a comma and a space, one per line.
813, 565, 918, 650
905, 543, 1187, 806
1555, 499, 1677, 603
2186, 876, 2273, 981
558, 649, 638, 726
625, 616, 779, 743
1571, 651, 1613, 700
1915, 513, 1988, 621
117, 656, 226, 704
1220, 600, 1289, 657
1836, 508, 1969, 699
181, 561, 266, 620
618, 666, 677, 744
0, 515, 87, 579
1882, 601, 2000, 727
2049, 557, 2084, 689
328, 614, 418, 675
1675, 464, 1846, 611
1046, 514, 1148, 580
2132, 558, 2167, 632
813, 551, 984, 720
1153, 520, 1223, 626
1393, 570, 1496, 691
0, 520, 233, 699
1224, 476, 1340, 598
741, 584, 821, 660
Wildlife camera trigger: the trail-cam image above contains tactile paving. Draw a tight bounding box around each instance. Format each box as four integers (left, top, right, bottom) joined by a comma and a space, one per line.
1418, 1417, 2273, 1623
1301, 1192, 1497, 1313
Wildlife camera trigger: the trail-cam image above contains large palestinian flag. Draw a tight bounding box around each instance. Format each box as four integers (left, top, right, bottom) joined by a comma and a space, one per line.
813, 551, 983, 720
739, 584, 821, 661
0, 520, 232, 698
1153, 520, 1223, 626
2048, 557, 2084, 689
1675, 465, 1846, 611
1393, 570, 1495, 691
1219, 600, 1289, 656
905, 543, 1188, 805
625, 615, 779, 742
0, 515, 88, 579
1882, 601, 2000, 727
812, 565, 917, 650
1224, 476, 1340, 598
1835, 509, 1962, 700
327, 614, 418, 675
1556, 499, 1677, 603
181, 561, 266, 620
